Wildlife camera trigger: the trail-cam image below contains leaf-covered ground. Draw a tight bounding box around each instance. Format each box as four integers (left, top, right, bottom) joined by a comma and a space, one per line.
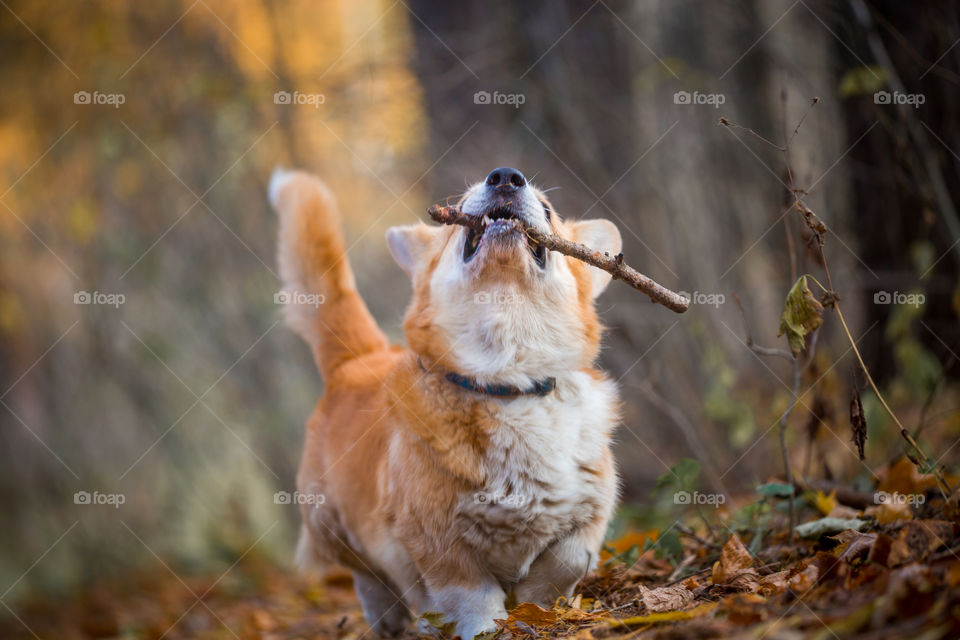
5, 457, 960, 640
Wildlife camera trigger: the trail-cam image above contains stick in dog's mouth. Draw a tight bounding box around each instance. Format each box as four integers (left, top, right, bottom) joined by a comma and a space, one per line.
462, 206, 547, 267
429, 204, 690, 313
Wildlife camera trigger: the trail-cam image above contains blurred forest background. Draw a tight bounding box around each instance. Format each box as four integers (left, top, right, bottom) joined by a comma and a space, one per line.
1, 0, 959, 623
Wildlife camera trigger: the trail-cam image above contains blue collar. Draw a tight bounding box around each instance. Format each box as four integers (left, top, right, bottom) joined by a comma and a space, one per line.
418, 358, 556, 398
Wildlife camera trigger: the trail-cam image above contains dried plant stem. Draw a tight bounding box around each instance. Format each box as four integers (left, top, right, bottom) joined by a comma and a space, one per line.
732, 292, 798, 541
781, 359, 800, 545
427, 205, 689, 313
807, 274, 952, 498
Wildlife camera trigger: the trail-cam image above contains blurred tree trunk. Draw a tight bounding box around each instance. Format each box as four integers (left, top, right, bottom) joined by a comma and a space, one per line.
407, 0, 853, 494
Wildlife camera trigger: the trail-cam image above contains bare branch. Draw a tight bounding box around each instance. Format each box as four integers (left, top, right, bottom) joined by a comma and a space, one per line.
428, 205, 690, 313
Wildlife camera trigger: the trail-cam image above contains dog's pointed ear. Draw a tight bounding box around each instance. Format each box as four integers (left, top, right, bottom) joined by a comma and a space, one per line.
386, 224, 440, 278
570, 219, 622, 297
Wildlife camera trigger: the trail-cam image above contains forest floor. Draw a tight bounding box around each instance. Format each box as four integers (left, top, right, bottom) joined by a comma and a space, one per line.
4, 457, 960, 640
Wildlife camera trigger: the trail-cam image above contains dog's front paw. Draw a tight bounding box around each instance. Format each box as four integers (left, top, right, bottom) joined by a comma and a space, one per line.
454, 615, 499, 640
430, 584, 506, 640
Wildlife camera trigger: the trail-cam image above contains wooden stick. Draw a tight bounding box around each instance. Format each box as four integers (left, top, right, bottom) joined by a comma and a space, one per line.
427, 205, 689, 313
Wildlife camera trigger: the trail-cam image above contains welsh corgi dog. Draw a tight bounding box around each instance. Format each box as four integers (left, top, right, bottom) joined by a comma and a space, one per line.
269, 166, 622, 639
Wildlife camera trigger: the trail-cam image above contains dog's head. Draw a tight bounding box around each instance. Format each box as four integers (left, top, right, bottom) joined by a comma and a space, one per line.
387, 167, 622, 388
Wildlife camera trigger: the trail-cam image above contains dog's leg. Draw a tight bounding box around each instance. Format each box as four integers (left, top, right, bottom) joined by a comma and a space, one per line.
428, 582, 506, 640
353, 572, 411, 638
419, 553, 507, 640
513, 527, 603, 607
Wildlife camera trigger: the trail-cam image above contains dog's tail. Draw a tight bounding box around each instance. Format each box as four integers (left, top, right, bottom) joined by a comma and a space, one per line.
269, 168, 389, 378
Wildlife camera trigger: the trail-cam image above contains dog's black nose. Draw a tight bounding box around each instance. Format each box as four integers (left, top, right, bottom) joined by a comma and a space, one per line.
485, 167, 526, 192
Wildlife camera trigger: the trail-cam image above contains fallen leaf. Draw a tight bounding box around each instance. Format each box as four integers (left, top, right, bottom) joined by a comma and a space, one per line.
812, 490, 837, 516
725, 569, 761, 593
419, 612, 456, 635
637, 584, 694, 612
757, 571, 789, 596
512, 620, 537, 636
712, 534, 753, 584
722, 593, 767, 625
865, 500, 913, 524
826, 504, 862, 519
794, 518, 869, 539
607, 601, 718, 628
560, 607, 604, 623
836, 532, 878, 563
788, 563, 819, 593
877, 457, 938, 495
884, 563, 936, 620
509, 602, 558, 627
890, 520, 955, 563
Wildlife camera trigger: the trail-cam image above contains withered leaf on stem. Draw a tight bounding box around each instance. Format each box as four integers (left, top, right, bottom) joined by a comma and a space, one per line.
850, 388, 867, 460
778, 275, 824, 356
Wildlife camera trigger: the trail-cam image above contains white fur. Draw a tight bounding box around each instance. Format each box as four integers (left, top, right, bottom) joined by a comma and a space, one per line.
455, 371, 618, 581
430, 584, 507, 640
268, 166, 293, 208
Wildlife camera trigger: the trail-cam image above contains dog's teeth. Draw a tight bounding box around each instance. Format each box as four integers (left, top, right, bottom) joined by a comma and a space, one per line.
482, 214, 490, 226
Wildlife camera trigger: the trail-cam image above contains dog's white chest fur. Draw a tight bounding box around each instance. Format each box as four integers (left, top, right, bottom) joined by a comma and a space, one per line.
455, 371, 617, 582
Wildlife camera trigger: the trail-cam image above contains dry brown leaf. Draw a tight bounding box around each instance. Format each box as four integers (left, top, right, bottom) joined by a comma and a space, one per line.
865, 500, 914, 524
827, 504, 862, 519
877, 457, 938, 495
884, 563, 936, 621
508, 602, 559, 628
757, 571, 789, 597
682, 576, 701, 590
637, 584, 694, 613
788, 563, 819, 593
891, 520, 955, 563
560, 607, 605, 623
722, 593, 767, 625
725, 569, 761, 593
712, 534, 753, 584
